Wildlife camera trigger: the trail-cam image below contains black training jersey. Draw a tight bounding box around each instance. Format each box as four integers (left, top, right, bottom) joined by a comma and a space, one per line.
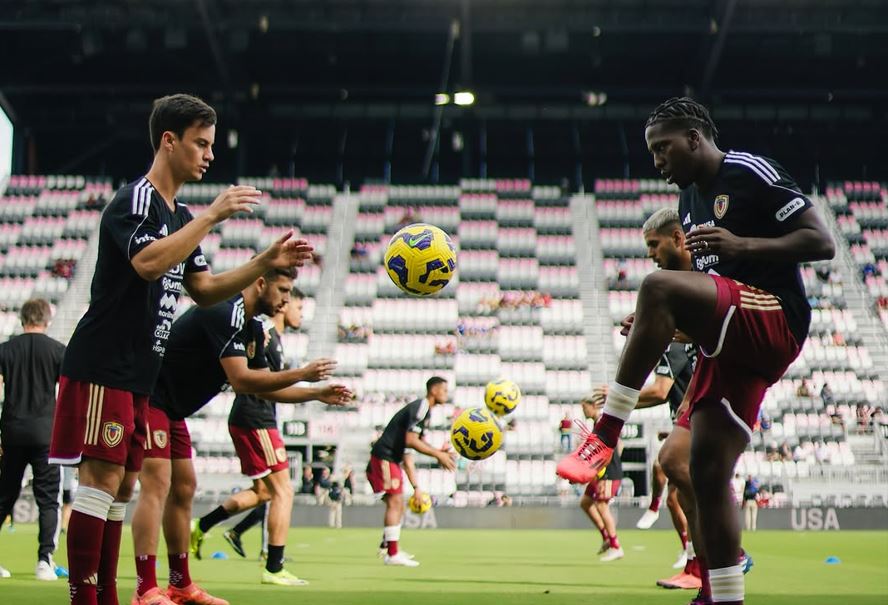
654, 342, 697, 418
678, 150, 813, 345
151, 295, 266, 420
371, 398, 431, 463
0, 333, 66, 446
62, 177, 208, 395
228, 323, 283, 430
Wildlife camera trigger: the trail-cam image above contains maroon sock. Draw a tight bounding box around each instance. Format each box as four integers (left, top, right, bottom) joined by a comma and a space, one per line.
135, 556, 157, 596
96, 519, 122, 605
168, 553, 192, 589
599, 527, 609, 541
68, 510, 107, 605
649, 496, 662, 512
679, 530, 689, 551
609, 534, 621, 550
387, 540, 399, 556
594, 414, 624, 448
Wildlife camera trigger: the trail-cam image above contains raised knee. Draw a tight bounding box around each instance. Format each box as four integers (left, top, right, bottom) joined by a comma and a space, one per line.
639, 271, 672, 302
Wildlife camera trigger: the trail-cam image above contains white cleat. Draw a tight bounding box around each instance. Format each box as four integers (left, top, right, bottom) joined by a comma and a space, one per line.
600, 547, 625, 562
673, 550, 689, 569
384, 552, 420, 567
636, 508, 660, 529
0, 564, 10, 578
35, 560, 58, 581
378, 548, 415, 560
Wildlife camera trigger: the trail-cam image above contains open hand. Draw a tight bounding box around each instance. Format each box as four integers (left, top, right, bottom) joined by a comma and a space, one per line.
301, 358, 337, 382
207, 185, 262, 222
318, 384, 353, 406
262, 231, 314, 269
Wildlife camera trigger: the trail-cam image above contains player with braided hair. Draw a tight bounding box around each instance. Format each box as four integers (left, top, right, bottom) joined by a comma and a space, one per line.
558, 97, 835, 605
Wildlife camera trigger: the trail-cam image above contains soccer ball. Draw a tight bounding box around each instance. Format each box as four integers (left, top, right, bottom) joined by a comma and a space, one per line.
484, 378, 521, 416
384, 223, 457, 296
408, 492, 432, 514
450, 408, 503, 461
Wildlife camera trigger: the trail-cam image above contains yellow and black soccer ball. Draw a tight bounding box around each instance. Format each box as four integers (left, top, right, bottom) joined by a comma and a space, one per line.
384, 223, 457, 296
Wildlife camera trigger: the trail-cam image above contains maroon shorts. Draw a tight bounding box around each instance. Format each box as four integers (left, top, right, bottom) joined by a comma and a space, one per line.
675, 406, 692, 431
584, 478, 621, 502
366, 455, 403, 496
144, 406, 192, 460
49, 376, 148, 472
229, 425, 289, 479
687, 275, 800, 439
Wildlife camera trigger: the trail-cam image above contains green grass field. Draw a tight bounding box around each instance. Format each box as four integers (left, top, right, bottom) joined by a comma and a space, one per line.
0, 524, 886, 604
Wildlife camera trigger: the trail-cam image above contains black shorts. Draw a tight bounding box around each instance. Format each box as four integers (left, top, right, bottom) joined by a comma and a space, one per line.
62, 489, 73, 504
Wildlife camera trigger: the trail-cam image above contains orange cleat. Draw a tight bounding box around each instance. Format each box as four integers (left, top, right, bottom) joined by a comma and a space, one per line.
166, 583, 229, 605
131, 587, 176, 605
556, 432, 613, 484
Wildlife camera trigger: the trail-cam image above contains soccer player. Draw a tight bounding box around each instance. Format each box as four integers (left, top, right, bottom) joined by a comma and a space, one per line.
193, 289, 326, 564
577, 393, 624, 562
214, 290, 306, 560
131, 268, 350, 602
48, 93, 313, 605
558, 97, 835, 605
366, 377, 456, 567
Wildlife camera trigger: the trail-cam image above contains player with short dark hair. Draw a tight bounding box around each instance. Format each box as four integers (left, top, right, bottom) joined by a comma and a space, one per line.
577, 393, 624, 562
216, 287, 307, 560
366, 377, 455, 567
558, 97, 835, 605
193, 288, 334, 575
130, 269, 350, 602
0, 299, 66, 580
49, 93, 313, 605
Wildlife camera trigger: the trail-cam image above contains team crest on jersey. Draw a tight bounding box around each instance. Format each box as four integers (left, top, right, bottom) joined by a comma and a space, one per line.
714, 194, 730, 219
392, 477, 401, 489
153, 430, 168, 449
275, 447, 287, 463
247, 341, 256, 359
102, 422, 124, 448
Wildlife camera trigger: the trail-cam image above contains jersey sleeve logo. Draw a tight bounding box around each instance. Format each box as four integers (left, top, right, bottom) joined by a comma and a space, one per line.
247, 341, 256, 359
714, 194, 730, 219
776, 197, 806, 222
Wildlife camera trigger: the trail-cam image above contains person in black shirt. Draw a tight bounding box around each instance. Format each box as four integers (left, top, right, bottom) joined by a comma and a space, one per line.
577, 394, 624, 562
560, 97, 835, 605
47, 94, 313, 605
200, 289, 331, 561
366, 377, 455, 567
0, 299, 66, 580
131, 267, 348, 597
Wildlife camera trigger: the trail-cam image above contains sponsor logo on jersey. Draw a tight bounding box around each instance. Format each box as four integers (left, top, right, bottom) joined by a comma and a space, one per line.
159, 293, 178, 311
776, 197, 806, 222
193, 254, 208, 267
102, 422, 124, 448
683, 212, 691, 226
714, 194, 730, 219
160, 224, 169, 236
135, 234, 157, 245
233, 342, 246, 351
275, 447, 287, 463
153, 430, 168, 449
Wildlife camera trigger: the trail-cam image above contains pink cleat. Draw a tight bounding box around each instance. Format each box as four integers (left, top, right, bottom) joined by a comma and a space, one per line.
556, 431, 613, 484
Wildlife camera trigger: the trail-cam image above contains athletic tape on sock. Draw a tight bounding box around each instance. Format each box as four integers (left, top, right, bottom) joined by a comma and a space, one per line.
602, 382, 640, 422
709, 564, 744, 602
71, 486, 114, 521
383, 526, 401, 543
687, 541, 696, 559
107, 502, 127, 522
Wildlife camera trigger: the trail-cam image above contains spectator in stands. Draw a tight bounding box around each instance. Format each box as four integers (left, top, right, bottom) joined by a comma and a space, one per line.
315, 467, 332, 504
559, 414, 573, 452
832, 330, 846, 346
765, 441, 779, 462
830, 409, 846, 429
0, 298, 67, 580
327, 482, 343, 528
862, 262, 880, 280
501, 494, 513, 507
300, 466, 315, 495
756, 487, 771, 509
857, 404, 873, 434
820, 383, 836, 407
350, 242, 368, 259
397, 208, 419, 229
796, 379, 812, 398
742, 475, 760, 531
815, 265, 831, 283
792, 443, 806, 463
779, 441, 793, 462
